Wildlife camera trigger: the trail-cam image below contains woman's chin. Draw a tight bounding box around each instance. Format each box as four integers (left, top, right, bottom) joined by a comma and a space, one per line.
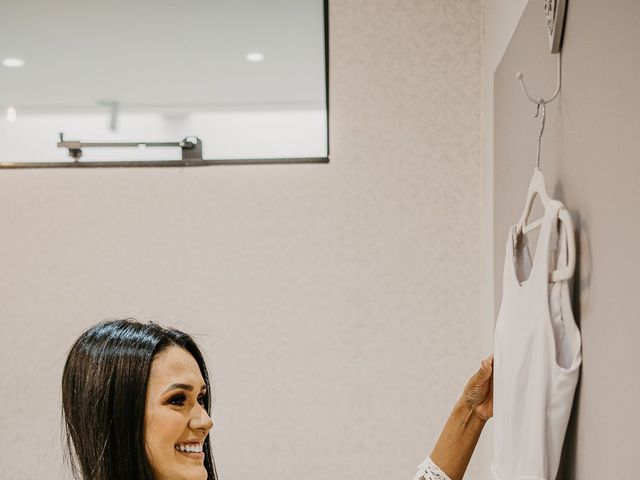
187, 465, 207, 480
165, 456, 207, 480
171, 465, 207, 480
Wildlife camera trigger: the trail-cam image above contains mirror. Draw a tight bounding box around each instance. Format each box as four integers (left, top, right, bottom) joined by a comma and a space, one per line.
0, 0, 328, 165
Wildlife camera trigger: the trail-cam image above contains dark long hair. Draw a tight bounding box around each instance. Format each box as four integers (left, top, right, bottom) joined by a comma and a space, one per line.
61, 319, 218, 480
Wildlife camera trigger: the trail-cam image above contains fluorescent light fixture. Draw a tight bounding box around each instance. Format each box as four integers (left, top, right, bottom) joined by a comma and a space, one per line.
6, 107, 17, 122
2, 58, 25, 68
246, 52, 264, 62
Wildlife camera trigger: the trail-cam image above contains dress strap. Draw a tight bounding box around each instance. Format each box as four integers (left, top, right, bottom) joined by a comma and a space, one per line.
548, 202, 571, 282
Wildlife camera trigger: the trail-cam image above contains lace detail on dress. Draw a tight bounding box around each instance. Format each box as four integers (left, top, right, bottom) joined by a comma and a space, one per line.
412, 457, 451, 480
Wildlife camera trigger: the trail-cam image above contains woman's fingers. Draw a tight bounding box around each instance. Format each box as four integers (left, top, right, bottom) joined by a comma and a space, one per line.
478, 355, 493, 381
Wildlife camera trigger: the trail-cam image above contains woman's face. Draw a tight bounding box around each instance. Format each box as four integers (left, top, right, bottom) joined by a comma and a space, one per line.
144, 345, 214, 480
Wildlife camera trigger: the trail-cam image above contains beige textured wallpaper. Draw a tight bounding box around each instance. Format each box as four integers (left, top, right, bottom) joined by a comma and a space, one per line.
0, 2, 484, 479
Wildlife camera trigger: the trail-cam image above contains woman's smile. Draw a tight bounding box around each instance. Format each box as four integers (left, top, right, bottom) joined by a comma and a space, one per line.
175, 441, 205, 460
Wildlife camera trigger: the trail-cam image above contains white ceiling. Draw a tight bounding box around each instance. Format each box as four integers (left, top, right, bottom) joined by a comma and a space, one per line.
0, 0, 326, 112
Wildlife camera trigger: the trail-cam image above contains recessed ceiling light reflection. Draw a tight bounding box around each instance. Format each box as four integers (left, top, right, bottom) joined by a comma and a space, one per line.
6, 107, 17, 122
2, 58, 26, 68
246, 52, 264, 62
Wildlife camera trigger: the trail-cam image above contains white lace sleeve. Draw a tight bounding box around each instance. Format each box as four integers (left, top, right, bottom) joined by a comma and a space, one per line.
412, 457, 451, 480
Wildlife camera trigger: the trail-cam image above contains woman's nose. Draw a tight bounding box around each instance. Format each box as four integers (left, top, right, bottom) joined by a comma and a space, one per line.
190, 406, 214, 432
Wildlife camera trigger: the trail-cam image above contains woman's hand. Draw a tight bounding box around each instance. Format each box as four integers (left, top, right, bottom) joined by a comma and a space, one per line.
460, 354, 494, 422
430, 355, 495, 480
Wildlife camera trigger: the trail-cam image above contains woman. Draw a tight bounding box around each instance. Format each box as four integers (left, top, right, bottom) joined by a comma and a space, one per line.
62, 319, 492, 480
62, 319, 217, 480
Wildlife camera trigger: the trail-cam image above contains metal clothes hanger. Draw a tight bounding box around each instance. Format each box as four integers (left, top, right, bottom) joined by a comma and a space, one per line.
514, 52, 576, 282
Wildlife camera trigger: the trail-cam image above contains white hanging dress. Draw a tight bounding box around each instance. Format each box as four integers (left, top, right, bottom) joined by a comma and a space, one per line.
491, 200, 582, 480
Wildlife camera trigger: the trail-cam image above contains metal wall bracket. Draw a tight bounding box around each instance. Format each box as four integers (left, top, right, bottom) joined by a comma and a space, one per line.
57, 133, 204, 162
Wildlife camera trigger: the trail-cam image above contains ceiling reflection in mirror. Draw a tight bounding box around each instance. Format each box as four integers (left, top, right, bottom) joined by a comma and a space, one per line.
0, 0, 328, 163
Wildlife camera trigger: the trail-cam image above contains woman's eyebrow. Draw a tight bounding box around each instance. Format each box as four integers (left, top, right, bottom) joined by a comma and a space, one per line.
163, 383, 208, 393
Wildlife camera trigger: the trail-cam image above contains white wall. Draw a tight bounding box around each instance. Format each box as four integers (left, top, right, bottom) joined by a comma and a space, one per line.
481, 0, 528, 323
0, 2, 485, 479
494, 1, 640, 477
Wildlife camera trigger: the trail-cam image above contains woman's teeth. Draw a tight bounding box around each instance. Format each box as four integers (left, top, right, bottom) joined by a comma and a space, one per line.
175, 444, 203, 453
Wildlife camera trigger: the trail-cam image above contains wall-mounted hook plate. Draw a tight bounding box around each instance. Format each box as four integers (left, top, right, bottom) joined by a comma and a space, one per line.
545, 0, 567, 53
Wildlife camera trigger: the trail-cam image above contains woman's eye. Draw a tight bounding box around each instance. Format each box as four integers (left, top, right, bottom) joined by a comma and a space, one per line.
169, 394, 186, 406
167, 392, 207, 407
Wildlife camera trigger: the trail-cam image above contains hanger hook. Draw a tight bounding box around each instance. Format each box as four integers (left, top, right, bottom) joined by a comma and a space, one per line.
515, 52, 561, 171
534, 99, 546, 169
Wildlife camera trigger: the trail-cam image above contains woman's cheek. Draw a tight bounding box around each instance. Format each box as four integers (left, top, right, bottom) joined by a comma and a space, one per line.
145, 406, 179, 478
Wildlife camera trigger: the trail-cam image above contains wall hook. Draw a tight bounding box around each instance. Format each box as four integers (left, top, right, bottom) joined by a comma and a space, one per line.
515, 52, 562, 105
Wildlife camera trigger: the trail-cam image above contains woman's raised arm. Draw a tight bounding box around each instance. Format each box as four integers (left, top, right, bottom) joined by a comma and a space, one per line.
426, 355, 493, 480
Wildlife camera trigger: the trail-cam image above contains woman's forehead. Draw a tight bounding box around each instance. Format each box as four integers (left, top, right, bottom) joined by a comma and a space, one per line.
149, 345, 204, 386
